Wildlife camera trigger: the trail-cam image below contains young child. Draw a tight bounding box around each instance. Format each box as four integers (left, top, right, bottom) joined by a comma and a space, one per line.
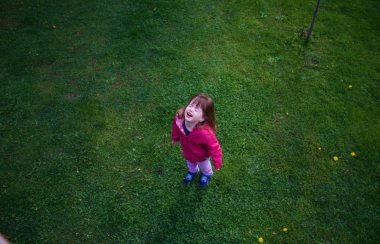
171, 94, 222, 187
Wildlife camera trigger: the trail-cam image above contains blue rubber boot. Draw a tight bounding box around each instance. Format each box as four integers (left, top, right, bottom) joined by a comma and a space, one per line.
199, 174, 212, 188
183, 171, 198, 185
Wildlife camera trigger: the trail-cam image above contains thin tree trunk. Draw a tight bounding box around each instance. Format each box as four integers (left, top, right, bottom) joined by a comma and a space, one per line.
305, 0, 321, 43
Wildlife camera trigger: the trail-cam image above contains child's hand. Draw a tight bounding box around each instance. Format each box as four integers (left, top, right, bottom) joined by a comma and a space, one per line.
172, 140, 178, 146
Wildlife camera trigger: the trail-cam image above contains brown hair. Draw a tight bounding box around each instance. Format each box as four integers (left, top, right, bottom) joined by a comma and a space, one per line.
177, 94, 217, 132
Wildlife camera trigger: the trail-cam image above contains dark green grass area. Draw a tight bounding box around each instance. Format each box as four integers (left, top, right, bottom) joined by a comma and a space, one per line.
1, 0, 379, 242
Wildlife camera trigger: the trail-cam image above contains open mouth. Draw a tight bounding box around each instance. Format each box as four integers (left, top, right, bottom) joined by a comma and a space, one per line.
186, 111, 193, 118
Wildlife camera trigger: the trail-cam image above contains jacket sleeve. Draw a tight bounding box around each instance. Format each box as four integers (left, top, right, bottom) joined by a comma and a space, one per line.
205, 130, 223, 170
172, 116, 180, 142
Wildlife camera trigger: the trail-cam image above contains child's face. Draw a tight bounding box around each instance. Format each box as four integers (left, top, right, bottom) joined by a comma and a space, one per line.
184, 99, 204, 124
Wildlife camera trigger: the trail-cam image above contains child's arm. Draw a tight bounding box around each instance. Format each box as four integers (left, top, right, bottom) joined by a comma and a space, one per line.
205, 130, 222, 170
171, 116, 180, 144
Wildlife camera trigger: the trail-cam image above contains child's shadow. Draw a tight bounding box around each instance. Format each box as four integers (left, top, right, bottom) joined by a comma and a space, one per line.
149, 182, 206, 242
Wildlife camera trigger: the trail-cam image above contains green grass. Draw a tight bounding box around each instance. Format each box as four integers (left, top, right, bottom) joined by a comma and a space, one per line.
1, 0, 379, 242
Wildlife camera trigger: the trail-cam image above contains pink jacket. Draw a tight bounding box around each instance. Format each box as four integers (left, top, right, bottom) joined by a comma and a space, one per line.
172, 115, 223, 170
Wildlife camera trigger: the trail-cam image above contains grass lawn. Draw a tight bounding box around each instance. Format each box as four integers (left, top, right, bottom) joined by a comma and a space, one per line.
1, 0, 379, 242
